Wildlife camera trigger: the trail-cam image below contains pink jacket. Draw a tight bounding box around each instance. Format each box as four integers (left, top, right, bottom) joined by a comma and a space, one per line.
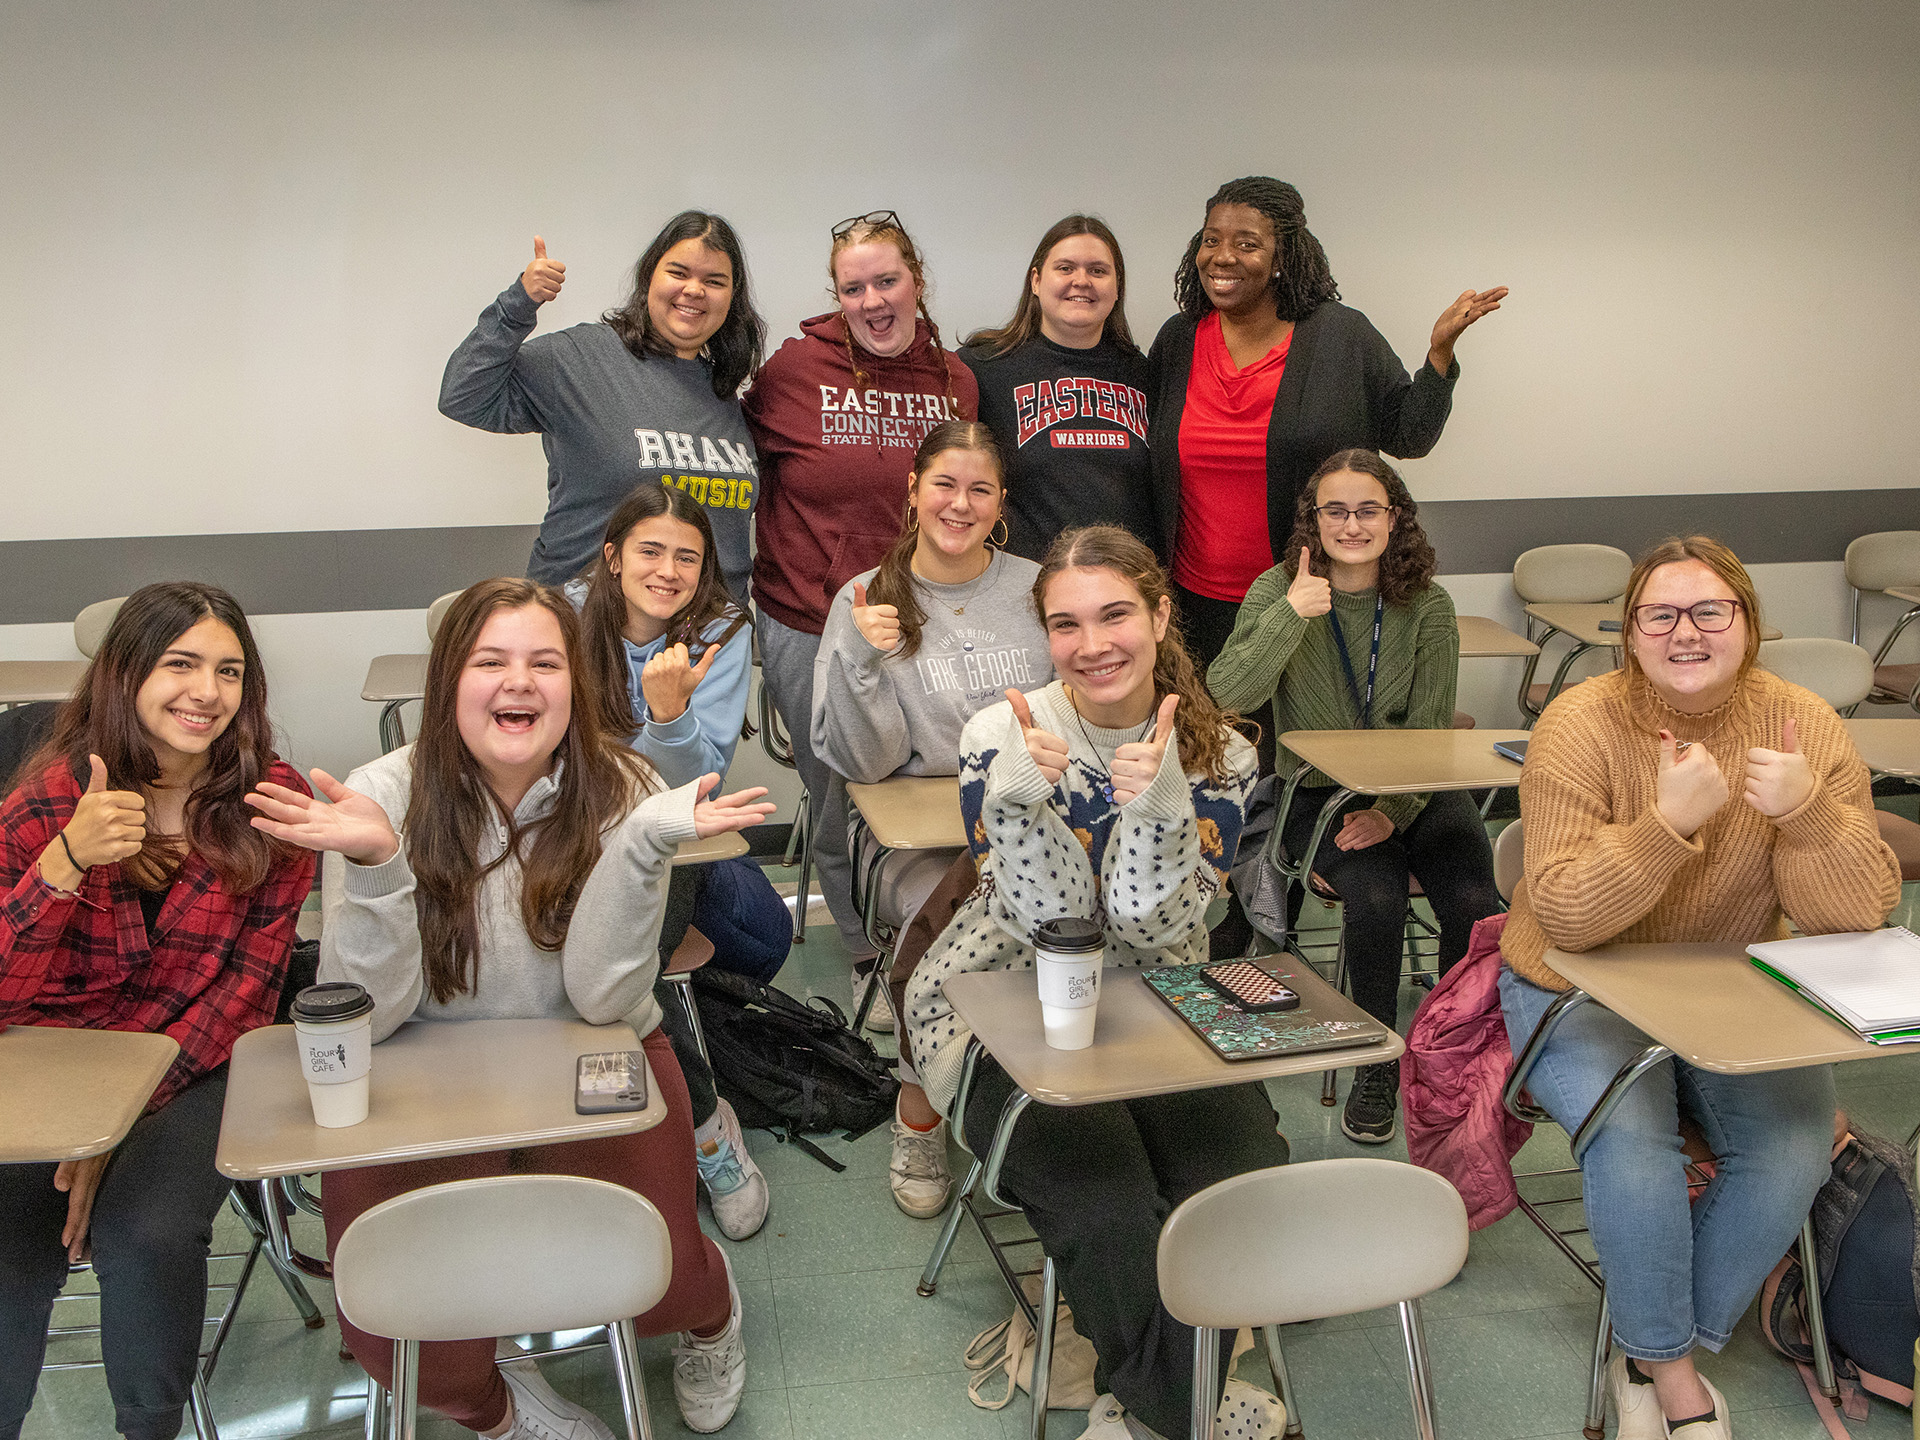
1402, 913, 1533, 1229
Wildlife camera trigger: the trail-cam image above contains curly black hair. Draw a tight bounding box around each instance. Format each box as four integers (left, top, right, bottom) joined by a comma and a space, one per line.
1174, 176, 1340, 324
1283, 449, 1437, 607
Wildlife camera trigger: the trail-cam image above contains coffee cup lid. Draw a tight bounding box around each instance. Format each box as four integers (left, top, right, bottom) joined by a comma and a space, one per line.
290, 983, 374, 1023
1033, 917, 1104, 954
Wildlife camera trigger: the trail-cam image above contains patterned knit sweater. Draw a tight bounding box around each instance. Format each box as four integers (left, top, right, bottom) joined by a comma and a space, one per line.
904, 682, 1257, 1115
1206, 570, 1458, 830
1501, 667, 1901, 990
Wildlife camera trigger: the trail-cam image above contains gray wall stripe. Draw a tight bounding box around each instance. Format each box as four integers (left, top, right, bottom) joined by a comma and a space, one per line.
2, 488, 1913, 626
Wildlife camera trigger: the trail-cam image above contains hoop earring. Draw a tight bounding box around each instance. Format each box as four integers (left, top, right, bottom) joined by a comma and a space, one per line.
990, 517, 1009, 548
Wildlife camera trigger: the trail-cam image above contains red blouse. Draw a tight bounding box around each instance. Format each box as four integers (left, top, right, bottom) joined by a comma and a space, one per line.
1172, 313, 1292, 603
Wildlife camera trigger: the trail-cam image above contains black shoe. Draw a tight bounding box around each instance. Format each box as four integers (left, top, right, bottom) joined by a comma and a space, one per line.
1341, 1060, 1399, 1145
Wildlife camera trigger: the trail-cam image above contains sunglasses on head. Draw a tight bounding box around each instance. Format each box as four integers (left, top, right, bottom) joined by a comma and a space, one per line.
832, 210, 902, 240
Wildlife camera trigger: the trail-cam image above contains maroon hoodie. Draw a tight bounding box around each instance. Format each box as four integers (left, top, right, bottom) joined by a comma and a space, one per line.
746, 312, 978, 635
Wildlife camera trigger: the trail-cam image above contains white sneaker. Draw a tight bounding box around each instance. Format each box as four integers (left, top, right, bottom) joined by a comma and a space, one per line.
696, 1098, 770, 1241
888, 1112, 953, 1218
1606, 1354, 1670, 1440
673, 1248, 745, 1433
856, 966, 894, 1031
1667, 1375, 1732, 1440
497, 1357, 616, 1440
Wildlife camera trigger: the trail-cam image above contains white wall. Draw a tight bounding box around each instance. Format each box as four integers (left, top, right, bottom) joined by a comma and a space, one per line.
4, 0, 1917, 547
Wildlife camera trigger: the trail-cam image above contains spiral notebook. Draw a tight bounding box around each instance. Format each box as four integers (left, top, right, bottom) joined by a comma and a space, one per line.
1748, 927, 1920, 1045
1143, 960, 1390, 1062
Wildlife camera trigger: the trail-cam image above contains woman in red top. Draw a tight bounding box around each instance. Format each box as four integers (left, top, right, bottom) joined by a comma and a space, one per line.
1146, 176, 1507, 676
0, 582, 314, 1440
745, 211, 978, 1010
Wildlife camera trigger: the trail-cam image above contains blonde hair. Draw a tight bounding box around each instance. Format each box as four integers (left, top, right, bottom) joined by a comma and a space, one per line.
827, 215, 958, 406
1621, 535, 1763, 685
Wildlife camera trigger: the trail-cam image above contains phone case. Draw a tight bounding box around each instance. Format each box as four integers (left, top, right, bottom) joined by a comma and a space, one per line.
1198, 962, 1301, 1014
575, 1051, 649, 1114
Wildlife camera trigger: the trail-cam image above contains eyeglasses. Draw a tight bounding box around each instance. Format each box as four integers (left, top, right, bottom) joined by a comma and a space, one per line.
1313, 504, 1394, 525
831, 210, 902, 240
1630, 599, 1743, 635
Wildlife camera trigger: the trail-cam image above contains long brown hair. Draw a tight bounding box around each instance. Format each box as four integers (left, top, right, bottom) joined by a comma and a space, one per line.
865, 422, 1006, 661
1621, 536, 1764, 686
577, 482, 745, 740
18, 581, 292, 894
1282, 449, 1438, 607
963, 215, 1138, 359
407, 579, 654, 1004
1032, 526, 1243, 785
1175, 176, 1340, 324
601, 210, 765, 398
827, 214, 959, 409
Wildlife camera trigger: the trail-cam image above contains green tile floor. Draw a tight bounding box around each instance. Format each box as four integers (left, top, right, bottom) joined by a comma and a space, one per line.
25, 861, 1919, 1440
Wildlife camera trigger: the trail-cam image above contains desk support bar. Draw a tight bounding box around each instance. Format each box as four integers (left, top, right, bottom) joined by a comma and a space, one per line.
258, 1178, 333, 1280
982, 1087, 1036, 1210
1569, 1044, 1673, 1164
1503, 987, 1593, 1124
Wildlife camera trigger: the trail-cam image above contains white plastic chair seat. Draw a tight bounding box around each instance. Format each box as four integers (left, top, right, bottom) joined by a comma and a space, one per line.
333, 1174, 670, 1342
1492, 820, 1525, 905
73, 597, 128, 659
1843, 531, 1920, 595
424, 590, 463, 645
1757, 638, 1874, 711
1511, 545, 1631, 605
1158, 1159, 1467, 1331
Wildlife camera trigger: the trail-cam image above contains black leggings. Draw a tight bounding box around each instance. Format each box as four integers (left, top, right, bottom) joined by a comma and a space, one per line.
0, 1070, 233, 1440
1281, 786, 1503, 1029
962, 1057, 1291, 1440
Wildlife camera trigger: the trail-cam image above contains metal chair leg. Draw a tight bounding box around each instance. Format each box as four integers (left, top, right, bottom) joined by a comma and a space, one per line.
188, 1372, 220, 1440
919, 1157, 983, 1296
1261, 1325, 1304, 1438
1190, 1324, 1221, 1440
389, 1339, 419, 1440
364, 1381, 389, 1440
673, 977, 710, 1067
1320, 930, 1348, 1106
1029, 1256, 1058, 1440
1799, 1217, 1839, 1400
1396, 1298, 1439, 1440
790, 794, 813, 943
609, 1316, 654, 1440
230, 1187, 325, 1327
1583, 1291, 1610, 1440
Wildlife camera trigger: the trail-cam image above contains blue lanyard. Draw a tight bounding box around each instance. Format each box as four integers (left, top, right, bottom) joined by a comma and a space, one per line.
1327, 594, 1384, 729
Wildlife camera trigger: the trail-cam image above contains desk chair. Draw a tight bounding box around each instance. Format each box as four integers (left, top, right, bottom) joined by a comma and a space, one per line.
1844, 531, 1920, 708
74, 596, 128, 658
1512, 545, 1632, 719
1159, 1159, 1468, 1440
662, 925, 716, 1066
755, 660, 813, 945
333, 1174, 670, 1440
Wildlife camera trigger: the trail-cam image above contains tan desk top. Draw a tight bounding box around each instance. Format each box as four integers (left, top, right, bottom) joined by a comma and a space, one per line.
0, 1027, 179, 1164
1280, 728, 1531, 795
361, 653, 430, 703
1885, 587, 1920, 607
944, 963, 1402, 1108
0, 660, 88, 706
847, 775, 967, 851
1846, 717, 1920, 778
1543, 943, 1888, 1075
216, 1018, 664, 1180
672, 832, 749, 866
1526, 602, 1780, 647
1456, 615, 1539, 659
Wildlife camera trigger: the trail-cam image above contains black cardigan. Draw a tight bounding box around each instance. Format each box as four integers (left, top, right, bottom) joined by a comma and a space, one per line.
1145, 301, 1459, 573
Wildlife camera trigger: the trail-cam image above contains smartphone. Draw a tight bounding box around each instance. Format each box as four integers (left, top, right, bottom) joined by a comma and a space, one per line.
1199, 962, 1301, 1014
1494, 739, 1529, 764
1598, 620, 1623, 633
575, 1051, 649, 1114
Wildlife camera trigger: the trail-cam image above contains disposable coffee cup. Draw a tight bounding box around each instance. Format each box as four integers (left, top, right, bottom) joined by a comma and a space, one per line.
1034, 917, 1105, 1050
289, 983, 375, 1128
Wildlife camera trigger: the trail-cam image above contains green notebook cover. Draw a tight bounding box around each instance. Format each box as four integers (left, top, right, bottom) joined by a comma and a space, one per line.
1143, 961, 1391, 1062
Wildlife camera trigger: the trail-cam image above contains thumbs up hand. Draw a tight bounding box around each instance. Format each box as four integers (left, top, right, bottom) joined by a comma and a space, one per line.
640, 640, 722, 723
1744, 714, 1815, 819
521, 235, 566, 304
1286, 547, 1332, 620
1110, 693, 1180, 805
1655, 729, 1729, 838
1006, 688, 1070, 786
849, 581, 901, 652
50, 754, 147, 878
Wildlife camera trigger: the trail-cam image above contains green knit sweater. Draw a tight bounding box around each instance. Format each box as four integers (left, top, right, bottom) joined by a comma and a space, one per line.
1207, 570, 1460, 830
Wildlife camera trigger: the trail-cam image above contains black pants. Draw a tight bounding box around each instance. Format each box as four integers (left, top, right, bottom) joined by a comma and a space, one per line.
963, 1057, 1291, 1440
0, 1071, 232, 1440
1281, 786, 1503, 1029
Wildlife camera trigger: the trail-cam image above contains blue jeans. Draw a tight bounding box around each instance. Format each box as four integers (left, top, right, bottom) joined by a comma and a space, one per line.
1498, 966, 1835, 1360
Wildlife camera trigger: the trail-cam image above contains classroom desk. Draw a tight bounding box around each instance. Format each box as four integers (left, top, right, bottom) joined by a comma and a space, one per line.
671, 831, 749, 866
844, 775, 967, 969
0, 1026, 179, 1164
217, 1018, 663, 1277
1455, 615, 1538, 659
1845, 716, 1920, 778
1886, 587, 1920, 608
1503, 941, 1898, 1407
360, 653, 429, 753
0, 659, 87, 709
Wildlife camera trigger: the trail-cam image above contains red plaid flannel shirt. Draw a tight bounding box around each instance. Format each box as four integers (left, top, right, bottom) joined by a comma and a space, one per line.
0, 759, 316, 1112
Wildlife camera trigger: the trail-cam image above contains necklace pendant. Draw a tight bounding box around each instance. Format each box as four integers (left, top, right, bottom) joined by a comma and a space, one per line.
953, 606, 964, 615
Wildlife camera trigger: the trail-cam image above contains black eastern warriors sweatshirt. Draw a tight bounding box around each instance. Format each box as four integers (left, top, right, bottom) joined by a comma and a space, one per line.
960, 335, 1159, 562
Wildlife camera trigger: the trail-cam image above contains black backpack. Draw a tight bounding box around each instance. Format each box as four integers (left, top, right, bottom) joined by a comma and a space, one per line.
690, 966, 899, 1170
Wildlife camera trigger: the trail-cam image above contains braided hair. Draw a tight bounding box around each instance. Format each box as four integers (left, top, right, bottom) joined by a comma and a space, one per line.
1174, 176, 1340, 325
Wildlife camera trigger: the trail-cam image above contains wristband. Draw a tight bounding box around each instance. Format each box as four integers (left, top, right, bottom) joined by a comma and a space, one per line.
58, 830, 86, 874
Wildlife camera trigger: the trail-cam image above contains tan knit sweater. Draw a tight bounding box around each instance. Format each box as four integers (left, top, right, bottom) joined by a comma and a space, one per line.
1501, 667, 1901, 990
